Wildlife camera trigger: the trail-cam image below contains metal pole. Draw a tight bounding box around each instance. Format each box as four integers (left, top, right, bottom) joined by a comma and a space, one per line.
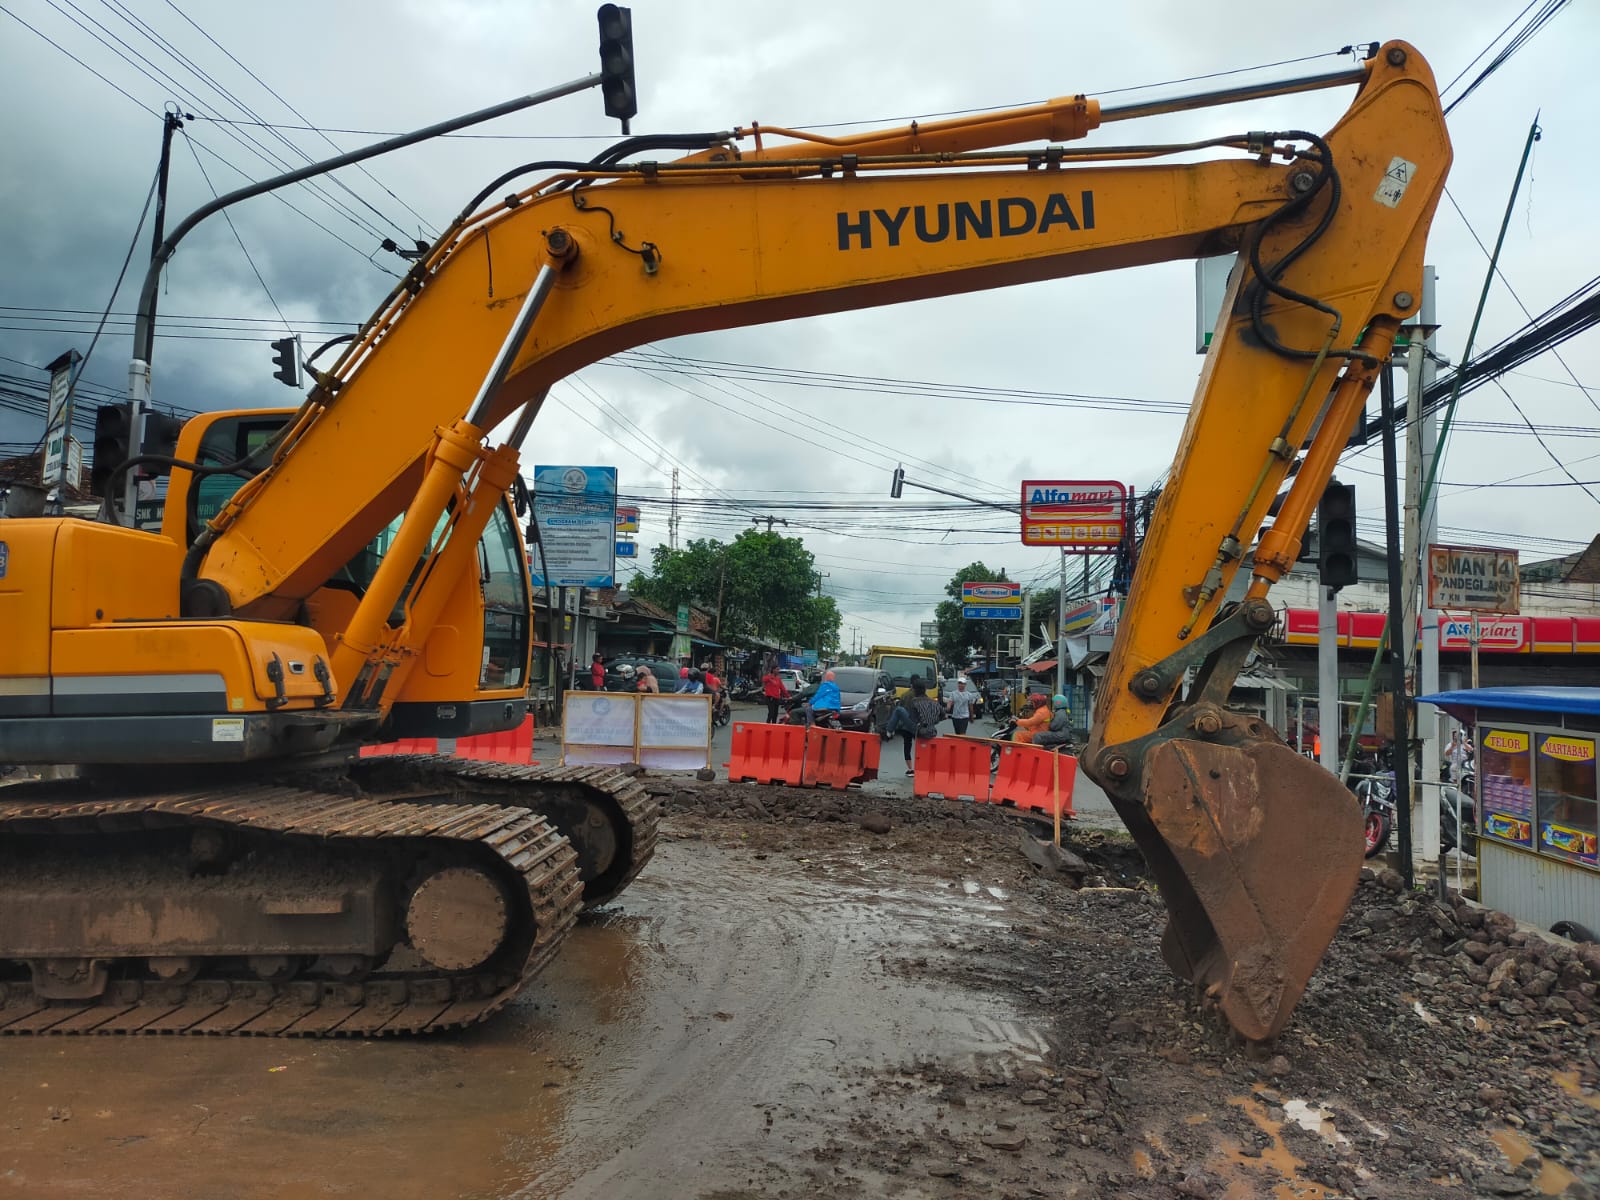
1380, 367, 1414, 887
1318, 584, 1339, 773
1055, 549, 1067, 697
1416, 267, 1443, 864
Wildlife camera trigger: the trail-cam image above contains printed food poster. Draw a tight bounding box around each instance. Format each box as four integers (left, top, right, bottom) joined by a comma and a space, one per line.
1535, 732, 1598, 865
1479, 727, 1534, 848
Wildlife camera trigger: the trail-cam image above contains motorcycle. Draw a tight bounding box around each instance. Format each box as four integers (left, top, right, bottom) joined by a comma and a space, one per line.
1353, 753, 1477, 859
781, 698, 841, 730
711, 689, 732, 728
987, 714, 1021, 772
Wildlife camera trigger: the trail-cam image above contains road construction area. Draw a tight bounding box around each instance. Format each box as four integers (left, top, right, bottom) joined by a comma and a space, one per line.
3, 774, 1598, 1199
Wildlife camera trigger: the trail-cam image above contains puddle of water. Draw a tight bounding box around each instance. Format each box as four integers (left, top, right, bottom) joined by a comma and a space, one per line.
1492, 1127, 1579, 1196
1552, 1069, 1600, 1112
1215, 1093, 1331, 1200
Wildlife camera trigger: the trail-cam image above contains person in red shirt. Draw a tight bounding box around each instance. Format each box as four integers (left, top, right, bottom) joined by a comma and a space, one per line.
762, 666, 788, 723
701, 662, 727, 723
590, 653, 606, 691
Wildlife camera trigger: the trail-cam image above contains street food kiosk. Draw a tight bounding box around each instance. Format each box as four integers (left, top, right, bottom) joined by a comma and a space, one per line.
1419, 687, 1600, 939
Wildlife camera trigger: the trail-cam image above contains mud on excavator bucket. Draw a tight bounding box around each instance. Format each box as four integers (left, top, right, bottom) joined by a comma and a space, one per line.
1104, 708, 1364, 1043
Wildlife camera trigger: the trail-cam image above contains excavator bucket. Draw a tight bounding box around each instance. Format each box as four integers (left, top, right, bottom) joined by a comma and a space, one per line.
1109, 732, 1364, 1042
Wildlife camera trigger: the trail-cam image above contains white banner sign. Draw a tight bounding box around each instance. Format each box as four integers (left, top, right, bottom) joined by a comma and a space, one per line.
563, 692, 637, 746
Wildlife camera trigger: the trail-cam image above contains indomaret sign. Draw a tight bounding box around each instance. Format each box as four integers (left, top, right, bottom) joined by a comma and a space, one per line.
1427, 544, 1520, 614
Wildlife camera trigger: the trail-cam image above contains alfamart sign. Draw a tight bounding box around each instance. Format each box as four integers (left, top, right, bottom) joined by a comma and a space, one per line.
1427, 543, 1520, 614
1020, 480, 1126, 549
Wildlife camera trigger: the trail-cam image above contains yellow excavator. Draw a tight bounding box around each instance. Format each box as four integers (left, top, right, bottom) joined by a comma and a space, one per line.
0, 38, 1448, 1040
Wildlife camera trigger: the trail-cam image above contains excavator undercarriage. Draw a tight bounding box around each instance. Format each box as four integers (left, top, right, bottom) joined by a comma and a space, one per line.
0, 760, 657, 1035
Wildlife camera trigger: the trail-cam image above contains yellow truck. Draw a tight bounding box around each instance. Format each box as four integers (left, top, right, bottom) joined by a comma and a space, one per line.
867, 645, 940, 699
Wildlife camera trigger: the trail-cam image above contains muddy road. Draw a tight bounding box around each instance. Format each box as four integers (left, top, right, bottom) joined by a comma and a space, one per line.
3, 784, 1598, 1199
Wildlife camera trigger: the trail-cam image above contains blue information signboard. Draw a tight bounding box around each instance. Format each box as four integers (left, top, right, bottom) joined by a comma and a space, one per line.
962, 605, 1020, 620
529, 465, 617, 588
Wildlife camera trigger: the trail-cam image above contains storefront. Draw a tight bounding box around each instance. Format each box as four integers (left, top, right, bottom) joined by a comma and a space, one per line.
1420, 687, 1600, 939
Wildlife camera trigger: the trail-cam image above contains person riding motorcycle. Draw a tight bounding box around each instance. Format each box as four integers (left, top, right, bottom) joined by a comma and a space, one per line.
702, 662, 730, 724
801, 669, 842, 726
1013, 693, 1053, 744
1032, 695, 1075, 751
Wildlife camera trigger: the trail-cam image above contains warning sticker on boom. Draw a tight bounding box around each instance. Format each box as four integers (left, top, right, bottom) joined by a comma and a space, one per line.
1373, 157, 1416, 208
211, 718, 245, 743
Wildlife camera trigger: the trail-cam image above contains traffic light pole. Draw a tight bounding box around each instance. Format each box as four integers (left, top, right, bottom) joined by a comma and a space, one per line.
1379, 365, 1413, 887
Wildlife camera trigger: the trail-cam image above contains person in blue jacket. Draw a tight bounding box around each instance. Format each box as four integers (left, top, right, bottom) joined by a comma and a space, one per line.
809, 670, 841, 718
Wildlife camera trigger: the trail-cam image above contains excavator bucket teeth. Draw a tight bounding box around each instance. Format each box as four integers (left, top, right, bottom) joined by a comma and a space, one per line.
1116, 736, 1363, 1042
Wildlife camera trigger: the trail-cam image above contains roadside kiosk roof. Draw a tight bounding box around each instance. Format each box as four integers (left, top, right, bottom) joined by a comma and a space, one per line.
1417, 687, 1600, 721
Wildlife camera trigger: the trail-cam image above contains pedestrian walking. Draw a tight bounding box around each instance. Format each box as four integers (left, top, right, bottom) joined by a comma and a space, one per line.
946, 677, 979, 735
883, 677, 944, 775
762, 665, 788, 723
590, 653, 606, 692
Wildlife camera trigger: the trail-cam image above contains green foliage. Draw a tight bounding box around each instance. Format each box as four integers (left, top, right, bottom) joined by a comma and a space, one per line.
933, 562, 1020, 666
630, 529, 839, 650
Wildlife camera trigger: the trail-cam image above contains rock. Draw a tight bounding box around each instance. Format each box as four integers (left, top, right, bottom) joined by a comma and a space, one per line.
1411, 972, 1441, 989
1018, 834, 1088, 879
1364, 906, 1399, 931
1383, 946, 1413, 965
1564, 1179, 1596, 1199
1478, 1086, 1508, 1106
742, 797, 772, 821
695, 767, 716, 782
1262, 1055, 1292, 1079
1359, 867, 1377, 883
927, 1164, 962, 1179
1465, 942, 1494, 963
1525, 971, 1558, 999
1107, 1017, 1139, 1037
1377, 868, 1405, 893
1459, 905, 1486, 930
858, 812, 892, 835
1176, 1175, 1212, 1199
1490, 958, 1521, 991
1019, 1090, 1049, 1105
981, 1129, 1027, 1151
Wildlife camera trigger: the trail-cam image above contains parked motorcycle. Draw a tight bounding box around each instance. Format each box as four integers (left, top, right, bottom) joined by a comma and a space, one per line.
1353, 753, 1477, 859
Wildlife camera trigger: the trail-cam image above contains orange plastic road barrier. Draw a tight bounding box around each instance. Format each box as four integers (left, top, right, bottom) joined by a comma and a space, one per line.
860, 734, 882, 782
802, 728, 874, 790
912, 736, 993, 802
990, 744, 1077, 818
726, 721, 806, 785
453, 713, 536, 764
359, 736, 440, 758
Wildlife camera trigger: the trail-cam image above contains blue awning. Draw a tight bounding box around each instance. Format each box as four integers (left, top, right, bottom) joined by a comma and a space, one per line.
1417, 687, 1600, 720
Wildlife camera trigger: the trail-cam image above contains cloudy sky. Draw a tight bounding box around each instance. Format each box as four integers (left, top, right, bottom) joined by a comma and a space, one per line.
2, 0, 1596, 648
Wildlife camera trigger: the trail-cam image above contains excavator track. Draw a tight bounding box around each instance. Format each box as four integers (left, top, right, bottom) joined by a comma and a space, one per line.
346, 757, 659, 909
0, 783, 583, 1036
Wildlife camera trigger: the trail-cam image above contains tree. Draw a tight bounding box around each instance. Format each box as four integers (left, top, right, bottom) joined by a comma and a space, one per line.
630, 529, 838, 650
932, 562, 1021, 667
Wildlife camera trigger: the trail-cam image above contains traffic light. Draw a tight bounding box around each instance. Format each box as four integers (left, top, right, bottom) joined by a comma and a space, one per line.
89, 403, 132, 497
597, 5, 636, 130
1317, 481, 1358, 591
140, 411, 186, 462
890, 465, 905, 498
270, 336, 301, 388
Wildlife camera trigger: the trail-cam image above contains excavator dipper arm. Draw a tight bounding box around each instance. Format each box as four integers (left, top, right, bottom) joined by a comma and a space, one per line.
193, 45, 1447, 1042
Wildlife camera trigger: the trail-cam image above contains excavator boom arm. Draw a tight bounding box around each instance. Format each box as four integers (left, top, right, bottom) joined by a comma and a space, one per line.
188, 45, 1448, 1043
